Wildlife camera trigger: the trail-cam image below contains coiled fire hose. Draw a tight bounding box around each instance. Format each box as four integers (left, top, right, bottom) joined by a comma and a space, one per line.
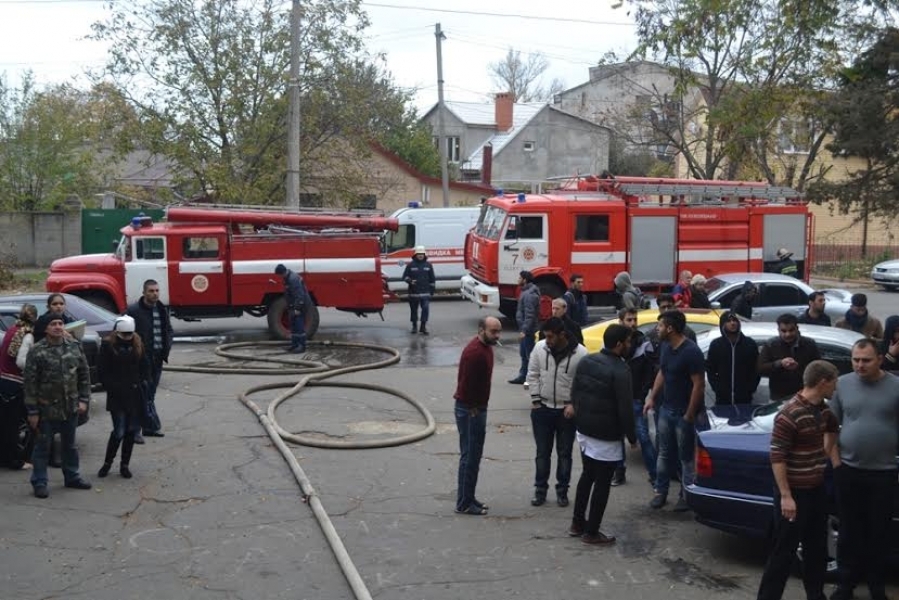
165, 339, 438, 600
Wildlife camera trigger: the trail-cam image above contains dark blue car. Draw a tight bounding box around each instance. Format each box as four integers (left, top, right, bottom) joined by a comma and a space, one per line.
686, 322, 899, 575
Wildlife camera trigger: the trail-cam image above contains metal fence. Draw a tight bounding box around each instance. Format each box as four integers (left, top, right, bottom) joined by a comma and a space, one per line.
812, 218, 899, 266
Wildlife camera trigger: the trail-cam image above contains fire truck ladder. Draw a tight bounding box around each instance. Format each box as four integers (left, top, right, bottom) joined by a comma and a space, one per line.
174, 202, 386, 218
602, 177, 804, 205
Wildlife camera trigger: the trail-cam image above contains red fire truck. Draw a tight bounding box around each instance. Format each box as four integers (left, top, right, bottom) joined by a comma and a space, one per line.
45, 206, 398, 338
461, 176, 813, 319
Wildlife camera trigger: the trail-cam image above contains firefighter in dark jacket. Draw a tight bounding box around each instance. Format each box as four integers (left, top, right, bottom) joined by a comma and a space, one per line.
705, 311, 760, 404
766, 248, 800, 278
568, 324, 636, 545
402, 245, 436, 335
274, 264, 308, 353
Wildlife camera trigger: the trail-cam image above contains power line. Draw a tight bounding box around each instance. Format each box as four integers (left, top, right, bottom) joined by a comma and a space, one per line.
363, 2, 635, 26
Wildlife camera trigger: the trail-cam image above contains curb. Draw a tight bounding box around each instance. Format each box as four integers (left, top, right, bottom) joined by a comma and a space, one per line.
810, 274, 874, 287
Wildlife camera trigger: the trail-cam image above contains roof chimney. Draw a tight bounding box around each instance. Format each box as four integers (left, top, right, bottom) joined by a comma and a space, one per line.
495, 92, 514, 132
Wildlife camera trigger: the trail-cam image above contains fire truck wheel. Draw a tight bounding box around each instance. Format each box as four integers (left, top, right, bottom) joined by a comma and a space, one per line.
267, 296, 320, 341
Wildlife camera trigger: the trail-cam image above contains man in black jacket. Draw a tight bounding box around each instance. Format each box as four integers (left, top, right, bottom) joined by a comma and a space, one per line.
706, 311, 760, 405
730, 281, 758, 320
758, 313, 821, 401
568, 324, 636, 545
126, 279, 174, 440
798, 291, 831, 327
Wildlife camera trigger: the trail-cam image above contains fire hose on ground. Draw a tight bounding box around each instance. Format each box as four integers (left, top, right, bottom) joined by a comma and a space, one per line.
165, 339, 438, 600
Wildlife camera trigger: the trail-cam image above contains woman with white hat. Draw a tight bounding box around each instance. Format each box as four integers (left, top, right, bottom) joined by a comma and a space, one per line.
97, 315, 149, 479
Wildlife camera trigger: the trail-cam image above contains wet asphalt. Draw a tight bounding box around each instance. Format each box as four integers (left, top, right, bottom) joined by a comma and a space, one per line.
2, 291, 897, 600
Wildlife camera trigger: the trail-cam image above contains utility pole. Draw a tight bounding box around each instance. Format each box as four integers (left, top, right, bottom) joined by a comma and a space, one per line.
435, 23, 450, 208
286, 0, 302, 210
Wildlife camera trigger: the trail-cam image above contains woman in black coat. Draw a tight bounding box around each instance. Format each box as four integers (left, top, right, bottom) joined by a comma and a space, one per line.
97, 316, 149, 479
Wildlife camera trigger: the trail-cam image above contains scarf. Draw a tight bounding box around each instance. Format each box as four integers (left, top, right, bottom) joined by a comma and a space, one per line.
7, 320, 33, 358
844, 309, 868, 333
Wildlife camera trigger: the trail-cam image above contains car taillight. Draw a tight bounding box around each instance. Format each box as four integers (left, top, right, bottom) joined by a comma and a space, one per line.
695, 446, 713, 478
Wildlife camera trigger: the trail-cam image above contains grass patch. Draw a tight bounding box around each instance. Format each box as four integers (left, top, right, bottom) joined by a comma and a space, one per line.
813, 260, 875, 281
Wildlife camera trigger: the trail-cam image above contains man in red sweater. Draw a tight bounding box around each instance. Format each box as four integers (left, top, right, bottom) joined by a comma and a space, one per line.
756, 360, 840, 600
454, 316, 502, 516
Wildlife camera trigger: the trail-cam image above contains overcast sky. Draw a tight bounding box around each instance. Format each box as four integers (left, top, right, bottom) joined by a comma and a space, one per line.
0, 0, 639, 115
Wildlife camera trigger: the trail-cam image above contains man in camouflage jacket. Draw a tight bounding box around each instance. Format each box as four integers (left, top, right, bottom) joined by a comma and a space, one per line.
24, 315, 92, 498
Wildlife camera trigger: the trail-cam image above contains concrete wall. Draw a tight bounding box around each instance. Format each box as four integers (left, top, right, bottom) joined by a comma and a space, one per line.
492, 109, 610, 183
0, 211, 81, 267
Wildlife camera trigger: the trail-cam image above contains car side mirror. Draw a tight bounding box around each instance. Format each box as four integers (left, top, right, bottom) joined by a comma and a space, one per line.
711, 301, 721, 309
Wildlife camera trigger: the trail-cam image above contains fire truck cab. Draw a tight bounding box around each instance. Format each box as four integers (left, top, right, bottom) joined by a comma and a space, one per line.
461, 176, 813, 320
46, 207, 398, 339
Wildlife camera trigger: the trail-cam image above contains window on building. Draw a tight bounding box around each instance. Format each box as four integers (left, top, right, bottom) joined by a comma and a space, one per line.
778, 118, 813, 154
523, 141, 535, 152
432, 136, 462, 162
182, 237, 220, 259
134, 237, 165, 260
574, 215, 610, 242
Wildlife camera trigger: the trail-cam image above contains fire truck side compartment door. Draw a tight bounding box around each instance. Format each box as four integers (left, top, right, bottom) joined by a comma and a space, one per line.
126, 236, 170, 305
630, 216, 677, 285
763, 214, 807, 264
172, 234, 228, 306
499, 214, 548, 285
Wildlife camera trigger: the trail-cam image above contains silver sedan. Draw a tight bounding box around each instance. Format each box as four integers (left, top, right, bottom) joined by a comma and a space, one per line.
705, 272, 852, 322
871, 258, 899, 291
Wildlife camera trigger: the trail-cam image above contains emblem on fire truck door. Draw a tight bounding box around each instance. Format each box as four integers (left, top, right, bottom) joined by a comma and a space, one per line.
522, 246, 536, 262
191, 274, 209, 293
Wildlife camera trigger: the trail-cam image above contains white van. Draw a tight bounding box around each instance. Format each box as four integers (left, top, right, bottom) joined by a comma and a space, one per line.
382, 205, 481, 293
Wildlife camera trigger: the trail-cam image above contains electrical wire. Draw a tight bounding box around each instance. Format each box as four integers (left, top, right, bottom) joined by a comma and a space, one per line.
363, 2, 635, 27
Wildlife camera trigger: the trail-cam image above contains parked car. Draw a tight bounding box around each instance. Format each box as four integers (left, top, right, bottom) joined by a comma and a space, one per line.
871, 257, 899, 291
0, 292, 119, 337
686, 323, 899, 576
581, 308, 730, 353
704, 273, 852, 322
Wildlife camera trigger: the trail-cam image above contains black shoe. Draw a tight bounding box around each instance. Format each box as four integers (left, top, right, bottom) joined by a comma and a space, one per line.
419, 327, 429, 335
98, 463, 112, 478
143, 431, 165, 438
673, 497, 690, 512
582, 531, 616, 545
650, 493, 667, 509
65, 478, 92, 490
508, 377, 526, 385
134, 434, 145, 445
530, 492, 546, 506
557, 491, 569, 507
611, 469, 626, 487
410, 324, 418, 334
33, 485, 49, 499
568, 520, 584, 537
120, 465, 133, 479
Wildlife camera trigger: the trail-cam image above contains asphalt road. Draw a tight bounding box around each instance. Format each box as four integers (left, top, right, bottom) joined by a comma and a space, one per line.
1, 285, 897, 600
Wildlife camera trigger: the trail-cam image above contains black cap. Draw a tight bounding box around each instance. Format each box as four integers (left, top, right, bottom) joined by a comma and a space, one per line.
850, 292, 867, 307
519, 270, 534, 282
274, 264, 287, 275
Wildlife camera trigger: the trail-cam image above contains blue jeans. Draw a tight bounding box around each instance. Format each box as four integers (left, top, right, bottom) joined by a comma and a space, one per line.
634, 400, 657, 480
517, 334, 536, 379
31, 415, 81, 488
409, 296, 430, 324
455, 402, 487, 510
530, 406, 576, 493
142, 359, 163, 434
654, 405, 695, 498
112, 411, 141, 440
289, 308, 307, 351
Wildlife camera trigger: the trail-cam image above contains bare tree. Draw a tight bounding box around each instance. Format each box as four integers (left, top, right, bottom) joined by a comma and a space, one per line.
488, 49, 562, 102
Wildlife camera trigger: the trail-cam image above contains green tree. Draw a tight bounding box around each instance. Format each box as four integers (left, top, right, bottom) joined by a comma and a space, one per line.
381, 120, 441, 178
806, 27, 899, 257
91, 0, 415, 206
0, 74, 115, 211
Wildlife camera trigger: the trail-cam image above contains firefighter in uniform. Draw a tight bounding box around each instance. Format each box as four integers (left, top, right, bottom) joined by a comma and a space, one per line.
766, 248, 799, 279
402, 245, 436, 335
275, 264, 308, 353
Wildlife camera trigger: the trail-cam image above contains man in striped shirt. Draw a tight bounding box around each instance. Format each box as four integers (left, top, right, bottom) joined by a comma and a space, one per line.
756, 360, 840, 600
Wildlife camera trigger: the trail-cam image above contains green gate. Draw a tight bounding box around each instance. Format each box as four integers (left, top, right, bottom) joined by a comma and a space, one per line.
81, 209, 166, 255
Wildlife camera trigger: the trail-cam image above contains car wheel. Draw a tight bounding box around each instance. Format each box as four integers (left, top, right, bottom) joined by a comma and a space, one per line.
796, 513, 840, 582
882, 285, 898, 292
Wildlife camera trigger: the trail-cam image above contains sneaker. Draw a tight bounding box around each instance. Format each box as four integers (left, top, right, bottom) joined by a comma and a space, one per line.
557, 491, 569, 507
523, 381, 530, 390
568, 520, 584, 537
134, 433, 146, 445
64, 478, 92, 490
611, 469, 626, 487
673, 497, 690, 512
530, 492, 546, 506
33, 485, 49, 499
508, 377, 526, 385
582, 532, 616, 545
650, 493, 667, 509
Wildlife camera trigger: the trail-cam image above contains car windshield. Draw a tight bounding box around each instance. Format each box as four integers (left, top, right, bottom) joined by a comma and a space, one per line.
474, 205, 507, 241
70, 297, 119, 325
704, 277, 728, 294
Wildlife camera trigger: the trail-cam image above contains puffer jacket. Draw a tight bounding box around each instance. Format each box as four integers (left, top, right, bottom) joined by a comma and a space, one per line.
516, 282, 541, 335
881, 315, 899, 372
706, 313, 760, 404
526, 338, 588, 408
571, 349, 636, 444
